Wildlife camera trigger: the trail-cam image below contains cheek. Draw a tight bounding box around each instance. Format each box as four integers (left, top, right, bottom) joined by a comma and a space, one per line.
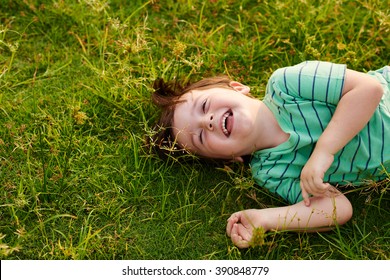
205, 135, 236, 156
234, 122, 252, 137
232, 110, 254, 136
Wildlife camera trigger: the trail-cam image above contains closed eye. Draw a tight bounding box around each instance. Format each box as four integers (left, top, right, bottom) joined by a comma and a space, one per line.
202, 99, 207, 113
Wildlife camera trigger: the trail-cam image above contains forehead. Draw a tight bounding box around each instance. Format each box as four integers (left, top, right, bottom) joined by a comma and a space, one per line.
177, 86, 233, 106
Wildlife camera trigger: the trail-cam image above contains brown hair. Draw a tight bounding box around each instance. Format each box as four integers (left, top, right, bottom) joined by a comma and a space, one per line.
148, 76, 232, 160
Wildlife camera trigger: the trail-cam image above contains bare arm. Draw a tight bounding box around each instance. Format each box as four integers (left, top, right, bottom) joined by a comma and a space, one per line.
226, 191, 353, 248
300, 69, 384, 205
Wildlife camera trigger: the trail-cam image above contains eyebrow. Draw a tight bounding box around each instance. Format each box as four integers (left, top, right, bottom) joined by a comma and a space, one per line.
191, 91, 199, 115
184, 91, 202, 152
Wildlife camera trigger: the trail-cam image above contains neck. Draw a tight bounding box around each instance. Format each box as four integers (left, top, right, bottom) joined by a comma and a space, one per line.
255, 102, 289, 150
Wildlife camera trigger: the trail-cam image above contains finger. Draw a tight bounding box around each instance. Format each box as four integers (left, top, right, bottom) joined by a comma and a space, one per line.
231, 233, 249, 249
325, 184, 340, 197
226, 213, 239, 237
303, 194, 311, 207
227, 211, 240, 223
231, 224, 250, 249
230, 224, 242, 244
311, 182, 331, 196
300, 182, 311, 207
313, 178, 328, 194
235, 223, 252, 242
304, 174, 327, 196
226, 212, 241, 237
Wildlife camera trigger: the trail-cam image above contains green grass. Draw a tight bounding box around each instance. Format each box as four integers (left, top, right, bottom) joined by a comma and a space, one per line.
0, 0, 389, 260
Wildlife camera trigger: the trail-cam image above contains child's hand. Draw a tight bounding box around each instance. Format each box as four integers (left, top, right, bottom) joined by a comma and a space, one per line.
300, 149, 335, 206
226, 210, 267, 249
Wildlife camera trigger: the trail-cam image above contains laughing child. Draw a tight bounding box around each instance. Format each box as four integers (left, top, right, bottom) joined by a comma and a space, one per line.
150, 61, 389, 248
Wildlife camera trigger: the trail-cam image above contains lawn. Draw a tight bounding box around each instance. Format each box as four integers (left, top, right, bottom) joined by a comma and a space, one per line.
0, 0, 389, 260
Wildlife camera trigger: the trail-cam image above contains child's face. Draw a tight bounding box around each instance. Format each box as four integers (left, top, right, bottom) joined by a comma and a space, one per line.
172, 82, 261, 160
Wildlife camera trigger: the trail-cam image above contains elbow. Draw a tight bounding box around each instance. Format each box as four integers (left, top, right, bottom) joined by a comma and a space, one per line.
370, 79, 384, 103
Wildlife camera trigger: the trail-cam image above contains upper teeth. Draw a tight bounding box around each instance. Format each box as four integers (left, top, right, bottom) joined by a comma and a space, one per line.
222, 111, 230, 136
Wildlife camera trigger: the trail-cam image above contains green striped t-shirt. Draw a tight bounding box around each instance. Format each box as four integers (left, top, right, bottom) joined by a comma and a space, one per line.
251, 61, 390, 204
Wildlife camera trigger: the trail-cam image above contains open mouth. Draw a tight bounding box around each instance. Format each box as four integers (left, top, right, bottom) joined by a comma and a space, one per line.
221, 109, 233, 137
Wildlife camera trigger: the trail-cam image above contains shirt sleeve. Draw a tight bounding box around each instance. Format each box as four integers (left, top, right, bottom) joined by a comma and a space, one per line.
269, 61, 347, 105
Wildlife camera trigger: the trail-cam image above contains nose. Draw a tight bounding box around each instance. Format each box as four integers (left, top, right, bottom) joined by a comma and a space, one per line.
203, 114, 214, 131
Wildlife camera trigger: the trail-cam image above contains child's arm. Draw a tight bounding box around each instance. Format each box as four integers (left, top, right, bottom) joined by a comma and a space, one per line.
300, 69, 384, 206
226, 189, 353, 248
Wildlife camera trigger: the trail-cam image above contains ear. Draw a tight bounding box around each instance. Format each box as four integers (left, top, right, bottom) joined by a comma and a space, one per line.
231, 156, 244, 163
229, 81, 250, 95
